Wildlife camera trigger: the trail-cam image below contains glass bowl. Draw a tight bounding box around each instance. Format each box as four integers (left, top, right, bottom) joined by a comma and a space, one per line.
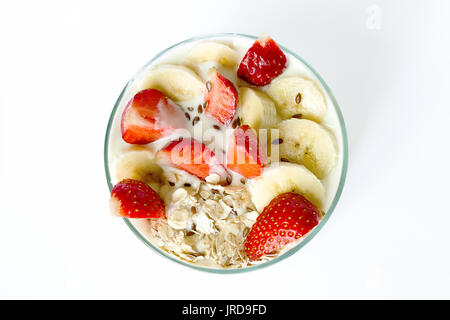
104, 33, 348, 273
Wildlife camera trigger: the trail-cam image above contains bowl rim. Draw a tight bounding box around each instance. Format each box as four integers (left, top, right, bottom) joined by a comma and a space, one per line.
104, 32, 349, 274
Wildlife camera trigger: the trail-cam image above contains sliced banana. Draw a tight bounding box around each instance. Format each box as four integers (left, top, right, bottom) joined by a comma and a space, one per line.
247, 162, 325, 212
239, 87, 279, 130
266, 76, 327, 122
113, 147, 163, 191
278, 118, 337, 179
138, 64, 204, 101
187, 41, 239, 67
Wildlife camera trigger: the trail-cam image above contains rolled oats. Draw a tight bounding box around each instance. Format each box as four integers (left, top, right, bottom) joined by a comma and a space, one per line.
240, 211, 259, 228
138, 174, 260, 269
205, 173, 220, 184
193, 211, 215, 235
167, 207, 190, 230
199, 190, 210, 200
172, 188, 188, 202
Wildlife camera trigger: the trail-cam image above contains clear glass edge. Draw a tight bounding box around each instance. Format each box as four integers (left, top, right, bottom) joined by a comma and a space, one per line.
103, 32, 349, 274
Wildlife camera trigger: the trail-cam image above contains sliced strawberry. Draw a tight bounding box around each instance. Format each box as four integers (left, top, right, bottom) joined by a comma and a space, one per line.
156, 137, 228, 183
110, 179, 165, 219
227, 125, 267, 178
244, 192, 320, 260
204, 68, 238, 126
121, 88, 187, 144
237, 36, 287, 86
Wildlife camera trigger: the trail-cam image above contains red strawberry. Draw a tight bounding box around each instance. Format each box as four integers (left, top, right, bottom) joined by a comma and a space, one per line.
227, 125, 267, 178
204, 68, 238, 126
156, 137, 228, 183
121, 89, 187, 144
244, 192, 320, 260
237, 36, 287, 86
110, 179, 165, 219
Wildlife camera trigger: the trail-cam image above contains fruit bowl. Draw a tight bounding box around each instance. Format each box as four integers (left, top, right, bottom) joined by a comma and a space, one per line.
104, 33, 348, 273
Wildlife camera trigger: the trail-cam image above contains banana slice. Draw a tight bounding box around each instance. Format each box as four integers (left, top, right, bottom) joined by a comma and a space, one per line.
247, 162, 325, 212
278, 118, 337, 179
239, 87, 279, 130
138, 64, 204, 101
113, 148, 163, 191
187, 41, 239, 67
266, 76, 327, 122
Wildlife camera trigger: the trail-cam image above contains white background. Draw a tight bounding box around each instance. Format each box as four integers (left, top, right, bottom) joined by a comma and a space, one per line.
0, 0, 449, 299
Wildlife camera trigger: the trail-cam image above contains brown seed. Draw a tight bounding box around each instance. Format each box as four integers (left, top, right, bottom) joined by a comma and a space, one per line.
292, 114, 303, 119
191, 206, 197, 214
186, 231, 195, 236
168, 181, 175, 186
272, 138, 283, 145
240, 178, 246, 184
226, 174, 232, 185
197, 104, 203, 113
295, 93, 302, 104
184, 112, 191, 120
203, 101, 209, 110
187, 107, 194, 112
280, 158, 289, 162
213, 125, 221, 130
184, 183, 191, 187
206, 81, 212, 92
232, 118, 241, 129
192, 116, 200, 125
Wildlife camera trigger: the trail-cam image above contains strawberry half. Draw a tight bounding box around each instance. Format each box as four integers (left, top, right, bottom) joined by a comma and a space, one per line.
156, 137, 228, 183
110, 179, 165, 218
237, 36, 287, 86
227, 125, 267, 178
121, 88, 187, 144
244, 192, 320, 260
204, 68, 238, 126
